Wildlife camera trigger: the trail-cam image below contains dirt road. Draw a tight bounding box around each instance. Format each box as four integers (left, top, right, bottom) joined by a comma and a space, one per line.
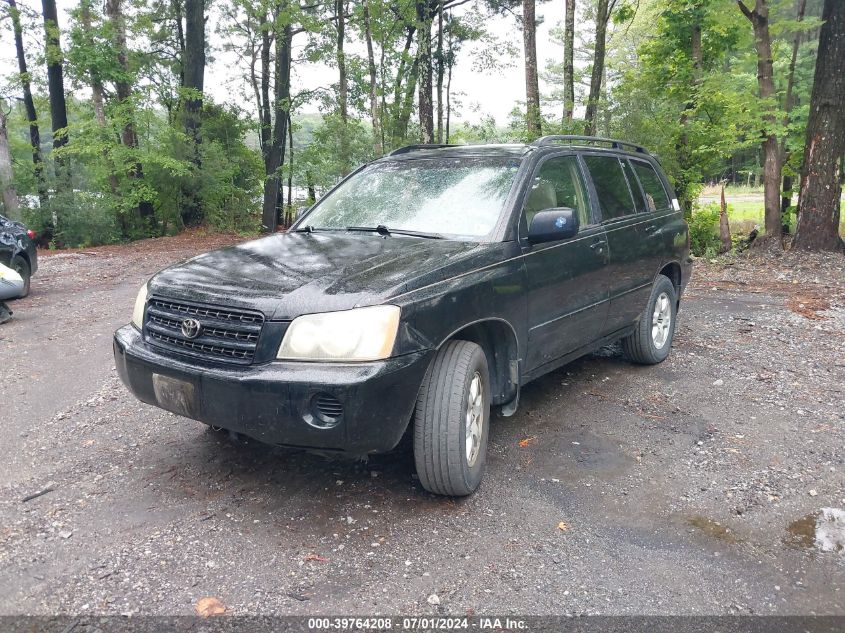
1, 233, 843, 616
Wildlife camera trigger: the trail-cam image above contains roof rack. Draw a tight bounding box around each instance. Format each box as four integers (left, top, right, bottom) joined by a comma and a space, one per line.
388, 144, 461, 156
531, 135, 648, 155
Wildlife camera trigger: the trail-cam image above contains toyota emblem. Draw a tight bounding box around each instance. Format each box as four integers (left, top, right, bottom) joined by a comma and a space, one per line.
181, 317, 203, 339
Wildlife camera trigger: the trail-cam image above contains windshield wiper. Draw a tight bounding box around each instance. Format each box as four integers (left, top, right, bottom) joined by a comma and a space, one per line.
346, 225, 444, 239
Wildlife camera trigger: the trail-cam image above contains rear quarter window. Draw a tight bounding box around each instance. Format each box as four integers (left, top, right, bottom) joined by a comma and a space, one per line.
631, 160, 671, 212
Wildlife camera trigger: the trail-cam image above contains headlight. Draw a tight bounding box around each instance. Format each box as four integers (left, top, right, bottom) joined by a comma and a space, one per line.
277, 305, 401, 361
131, 283, 149, 329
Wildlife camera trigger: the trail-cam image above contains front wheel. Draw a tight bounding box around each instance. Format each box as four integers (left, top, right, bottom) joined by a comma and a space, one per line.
413, 340, 490, 496
622, 274, 677, 365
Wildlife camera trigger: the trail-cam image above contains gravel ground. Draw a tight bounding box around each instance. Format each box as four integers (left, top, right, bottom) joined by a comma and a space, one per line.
0, 233, 843, 616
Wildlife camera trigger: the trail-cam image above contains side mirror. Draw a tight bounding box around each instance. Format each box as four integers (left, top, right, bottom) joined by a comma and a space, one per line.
295, 206, 309, 220
527, 207, 579, 244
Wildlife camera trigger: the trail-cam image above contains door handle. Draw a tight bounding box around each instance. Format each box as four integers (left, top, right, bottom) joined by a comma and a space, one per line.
644, 224, 657, 234
590, 240, 606, 254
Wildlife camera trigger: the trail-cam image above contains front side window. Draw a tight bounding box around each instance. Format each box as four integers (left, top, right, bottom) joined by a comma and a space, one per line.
523, 155, 590, 230
302, 158, 520, 239
631, 160, 671, 212
583, 155, 636, 221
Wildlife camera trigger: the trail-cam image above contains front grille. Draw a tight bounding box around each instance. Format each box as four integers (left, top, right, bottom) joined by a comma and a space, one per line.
145, 297, 264, 365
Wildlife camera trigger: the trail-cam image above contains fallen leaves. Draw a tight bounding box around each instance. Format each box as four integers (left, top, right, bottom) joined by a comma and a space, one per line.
518, 436, 536, 448
786, 296, 830, 320
195, 597, 226, 617
304, 553, 328, 562
557, 521, 569, 532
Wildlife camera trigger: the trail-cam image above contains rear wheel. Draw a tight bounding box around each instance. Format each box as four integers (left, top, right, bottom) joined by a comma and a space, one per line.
622, 274, 677, 365
413, 340, 490, 496
10, 255, 30, 298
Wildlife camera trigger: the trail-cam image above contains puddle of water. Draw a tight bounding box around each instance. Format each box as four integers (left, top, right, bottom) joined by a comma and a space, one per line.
785, 507, 845, 553
686, 515, 742, 544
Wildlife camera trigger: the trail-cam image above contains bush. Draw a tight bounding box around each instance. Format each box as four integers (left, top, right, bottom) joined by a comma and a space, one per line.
688, 203, 722, 257
22, 192, 122, 248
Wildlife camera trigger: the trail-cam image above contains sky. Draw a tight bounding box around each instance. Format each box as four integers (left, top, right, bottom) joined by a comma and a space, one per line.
0, 1, 564, 126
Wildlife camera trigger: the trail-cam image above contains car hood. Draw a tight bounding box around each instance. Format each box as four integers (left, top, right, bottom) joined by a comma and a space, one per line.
149, 231, 485, 319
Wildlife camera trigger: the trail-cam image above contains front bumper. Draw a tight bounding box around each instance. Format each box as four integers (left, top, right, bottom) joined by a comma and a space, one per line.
113, 325, 432, 454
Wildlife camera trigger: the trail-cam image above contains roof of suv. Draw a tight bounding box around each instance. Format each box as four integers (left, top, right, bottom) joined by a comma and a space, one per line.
382, 136, 653, 162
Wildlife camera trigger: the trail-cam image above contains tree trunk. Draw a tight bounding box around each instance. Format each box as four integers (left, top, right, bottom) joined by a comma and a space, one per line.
676, 12, 702, 215
584, 0, 609, 136
719, 182, 732, 253
182, 0, 206, 226
779, 0, 807, 231
7, 0, 48, 211
522, 0, 541, 136
41, 0, 70, 186
417, 0, 434, 143
398, 56, 419, 143
738, 0, 782, 242
780, 174, 793, 221
390, 26, 416, 144
261, 22, 292, 233
173, 0, 186, 85
793, 0, 845, 251
105, 0, 154, 228
435, 0, 444, 143
335, 0, 351, 175
362, 0, 382, 155
306, 170, 316, 204
0, 107, 20, 219
445, 20, 453, 143
562, 0, 575, 121
260, 10, 272, 164
286, 111, 293, 225
80, 0, 119, 196
79, 0, 106, 125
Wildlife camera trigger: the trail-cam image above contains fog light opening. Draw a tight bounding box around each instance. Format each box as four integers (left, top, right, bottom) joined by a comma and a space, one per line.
306, 392, 344, 429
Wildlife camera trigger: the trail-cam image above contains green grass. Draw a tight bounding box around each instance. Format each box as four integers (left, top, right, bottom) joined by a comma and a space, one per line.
695, 199, 845, 235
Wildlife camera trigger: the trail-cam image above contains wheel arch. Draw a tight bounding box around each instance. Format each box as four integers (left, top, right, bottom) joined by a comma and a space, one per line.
14, 250, 32, 273
437, 318, 520, 409
656, 261, 682, 297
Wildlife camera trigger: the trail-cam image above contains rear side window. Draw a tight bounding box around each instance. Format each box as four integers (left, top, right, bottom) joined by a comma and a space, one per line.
631, 160, 671, 212
523, 155, 590, 229
582, 155, 636, 221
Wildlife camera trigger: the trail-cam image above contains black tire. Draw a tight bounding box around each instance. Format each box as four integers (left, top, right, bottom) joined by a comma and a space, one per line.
622, 274, 677, 365
10, 255, 30, 298
413, 340, 490, 496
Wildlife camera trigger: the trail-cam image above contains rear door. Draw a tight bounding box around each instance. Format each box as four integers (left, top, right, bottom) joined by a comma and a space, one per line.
581, 153, 653, 333
521, 153, 609, 372
628, 158, 675, 274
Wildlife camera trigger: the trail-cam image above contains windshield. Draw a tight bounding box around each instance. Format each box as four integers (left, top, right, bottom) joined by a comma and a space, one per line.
301, 157, 520, 239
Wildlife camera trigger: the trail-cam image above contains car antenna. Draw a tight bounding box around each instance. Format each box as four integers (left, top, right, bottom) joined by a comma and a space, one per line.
376, 225, 391, 236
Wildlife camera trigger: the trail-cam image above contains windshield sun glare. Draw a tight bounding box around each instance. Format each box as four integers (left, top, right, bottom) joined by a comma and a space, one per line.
302, 158, 519, 239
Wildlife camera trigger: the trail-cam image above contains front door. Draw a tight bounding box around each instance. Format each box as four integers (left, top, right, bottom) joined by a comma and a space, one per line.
522, 154, 610, 373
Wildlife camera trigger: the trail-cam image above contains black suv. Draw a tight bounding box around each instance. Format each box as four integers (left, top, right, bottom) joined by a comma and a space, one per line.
114, 136, 691, 496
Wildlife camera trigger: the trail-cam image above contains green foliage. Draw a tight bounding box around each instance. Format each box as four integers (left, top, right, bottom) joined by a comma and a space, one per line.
688, 203, 722, 256
6, 92, 262, 246
297, 114, 374, 193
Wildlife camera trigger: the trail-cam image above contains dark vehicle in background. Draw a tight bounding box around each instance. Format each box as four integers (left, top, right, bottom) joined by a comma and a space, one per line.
0, 214, 38, 297
114, 136, 691, 496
